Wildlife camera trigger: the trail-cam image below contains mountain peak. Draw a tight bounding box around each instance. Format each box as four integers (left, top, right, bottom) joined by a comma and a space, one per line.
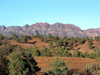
0, 23, 100, 38
0, 25, 6, 31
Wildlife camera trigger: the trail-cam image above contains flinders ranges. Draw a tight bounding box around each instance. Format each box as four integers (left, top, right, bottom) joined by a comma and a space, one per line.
0, 0, 100, 75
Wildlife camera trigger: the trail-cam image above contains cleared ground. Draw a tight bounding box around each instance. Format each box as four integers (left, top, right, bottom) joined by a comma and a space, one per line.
7, 38, 100, 75
8, 38, 100, 53
34, 57, 99, 75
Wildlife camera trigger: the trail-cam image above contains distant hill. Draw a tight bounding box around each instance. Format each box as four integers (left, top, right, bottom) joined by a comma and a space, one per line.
0, 23, 100, 38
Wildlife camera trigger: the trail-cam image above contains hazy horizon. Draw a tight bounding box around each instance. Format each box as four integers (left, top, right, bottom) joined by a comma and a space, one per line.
0, 0, 99, 29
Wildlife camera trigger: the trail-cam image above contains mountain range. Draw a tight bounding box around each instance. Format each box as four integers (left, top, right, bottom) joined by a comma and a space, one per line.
0, 23, 100, 38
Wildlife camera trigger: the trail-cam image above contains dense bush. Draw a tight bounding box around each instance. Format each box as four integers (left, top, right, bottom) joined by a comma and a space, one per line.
54, 47, 72, 57
83, 51, 89, 58
46, 57, 68, 75
49, 41, 54, 49
40, 46, 52, 56
56, 39, 63, 47
95, 36, 100, 41
0, 53, 8, 75
72, 73, 80, 75
87, 40, 93, 49
20, 35, 29, 43
94, 47, 100, 58
26, 47, 40, 56
84, 63, 100, 75
12, 34, 20, 42
73, 50, 83, 57
8, 51, 40, 75
68, 42, 73, 49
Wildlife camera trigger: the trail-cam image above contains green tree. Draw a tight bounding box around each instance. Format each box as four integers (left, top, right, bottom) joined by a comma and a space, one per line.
49, 41, 54, 49
54, 47, 71, 57
26, 47, 40, 57
0, 34, 4, 45
89, 53, 96, 59
20, 35, 28, 43
94, 47, 100, 58
0, 39, 2, 45
47, 34, 52, 39
73, 50, 83, 57
39, 35, 44, 42
54, 47, 64, 56
40, 46, 52, 56
95, 36, 100, 41
1, 42, 13, 55
44, 34, 47, 43
68, 42, 73, 49
56, 39, 63, 47
72, 73, 80, 75
0, 34, 4, 40
63, 41, 68, 48
34, 33, 40, 38
46, 57, 68, 75
88, 40, 93, 49
0, 53, 8, 75
84, 63, 100, 75
8, 51, 40, 75
63, 48, 72, 57
83, 51, 89, 58
12, 34, 18, 40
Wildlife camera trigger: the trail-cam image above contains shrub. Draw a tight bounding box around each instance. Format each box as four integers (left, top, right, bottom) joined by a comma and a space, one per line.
83, 51, 89, 58
20, 35, 28, 43
49, 41, 54, 49
40, 46, 52, 56
8, 51, 40, 75
89, 53, 96, 59
47, 34, 52, 39
0, 53, 8, 75
26, 47, 40, 56
68, 42, 73, 49
39, 35, 44, 42
63, 48, 72, 57
54, 47, 71, 57
84, 63, 100, 75
72, 73, 80, 75
88, 40, 93, 49
56, 39, 63, 47
94, 47, 100, 58
73, 50, 83, 57
46, 57, 68, 75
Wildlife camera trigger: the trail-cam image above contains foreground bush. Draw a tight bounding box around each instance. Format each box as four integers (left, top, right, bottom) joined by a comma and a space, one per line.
26, 47, 40, 56
46, 57, 68, 75
40, 46, 52, 56
84, 63, 100, 75
8, 51, 40, 75
54, 47, 72, 57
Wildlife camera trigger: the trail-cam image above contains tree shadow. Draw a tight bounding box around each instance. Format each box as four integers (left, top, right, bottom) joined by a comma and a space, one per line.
77, 48, 80, 50
68, 69, 86, 75
91, 43, 93, 45
28, 41, 37, 44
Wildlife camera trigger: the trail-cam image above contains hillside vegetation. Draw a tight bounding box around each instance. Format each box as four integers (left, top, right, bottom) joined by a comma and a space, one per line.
0, 34, 100, 75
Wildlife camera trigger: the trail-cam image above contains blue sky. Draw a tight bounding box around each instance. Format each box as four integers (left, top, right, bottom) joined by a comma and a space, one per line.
0, 0, 99, 29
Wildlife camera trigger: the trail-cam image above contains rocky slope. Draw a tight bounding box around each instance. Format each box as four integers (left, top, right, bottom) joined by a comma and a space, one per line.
0, 23, 100, 38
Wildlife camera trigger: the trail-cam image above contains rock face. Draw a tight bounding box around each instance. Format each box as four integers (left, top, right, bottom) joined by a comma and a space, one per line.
0, 23, 100, 38
83, 28, 100, 38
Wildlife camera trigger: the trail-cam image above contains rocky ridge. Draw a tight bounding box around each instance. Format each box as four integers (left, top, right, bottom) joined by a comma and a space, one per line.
0, 23, 100, 38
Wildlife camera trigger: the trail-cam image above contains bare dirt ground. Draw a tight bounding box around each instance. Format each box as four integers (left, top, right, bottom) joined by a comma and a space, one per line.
8, 38, 100, 53
8, 38, 56, 49
70, 41, 100, 54
7, 39, 100, 75
8, 38, 49, 49
34, 57, 99, 75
